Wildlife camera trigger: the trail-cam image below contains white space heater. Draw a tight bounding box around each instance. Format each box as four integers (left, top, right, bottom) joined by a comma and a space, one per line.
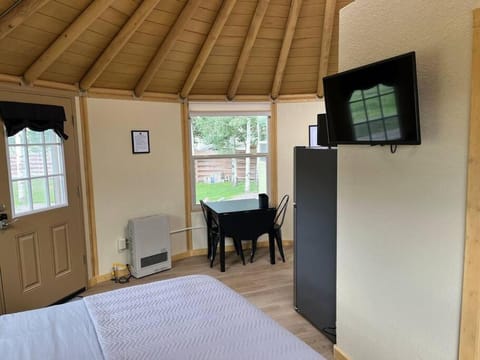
127, 214, 171, 278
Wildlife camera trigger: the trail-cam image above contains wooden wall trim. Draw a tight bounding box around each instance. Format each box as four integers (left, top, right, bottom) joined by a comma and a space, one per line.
79, 96, 99, 278
181, 102, 193, 252
0, 74, 22, 85
34, 79, 79, 92
0, 75, 323, 103
270, 103, 278, 204
334, 345, 351, 360
459, 8, 480, 360
90, 241, 294, 286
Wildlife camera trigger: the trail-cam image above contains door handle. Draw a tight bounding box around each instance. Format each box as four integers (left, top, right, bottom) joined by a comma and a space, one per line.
0, 213, 17, 230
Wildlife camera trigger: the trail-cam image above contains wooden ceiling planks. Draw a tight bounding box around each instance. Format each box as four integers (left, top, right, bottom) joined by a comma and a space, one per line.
279, 0, 322, 95
0, 0, 352, 99
79, 0, 161, 90
227, 0, 271, 99
134, 0, 202, 97
236, 0, 289, 96
190, 0, 254, 96
180, 0, 238, 98
316, 0, 337, 97
23, 0, 116, 84
0, 0, 51, 40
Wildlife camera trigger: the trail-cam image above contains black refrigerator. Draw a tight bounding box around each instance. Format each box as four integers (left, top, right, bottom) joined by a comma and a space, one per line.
294, 146, 337, 342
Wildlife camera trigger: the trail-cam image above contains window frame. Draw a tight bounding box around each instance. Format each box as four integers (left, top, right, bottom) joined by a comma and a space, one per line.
188, 104, 272, 209
5, 127, 69, 217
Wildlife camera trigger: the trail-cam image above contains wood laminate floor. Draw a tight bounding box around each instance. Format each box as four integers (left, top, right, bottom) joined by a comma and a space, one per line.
81, 246, 334, 360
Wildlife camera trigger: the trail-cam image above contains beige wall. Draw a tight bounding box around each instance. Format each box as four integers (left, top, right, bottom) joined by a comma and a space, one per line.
276, 101, 325, 241
86, 98, 187, 275
337, 1, 479, 359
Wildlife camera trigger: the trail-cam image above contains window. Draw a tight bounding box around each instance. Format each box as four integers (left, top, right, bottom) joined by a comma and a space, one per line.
6, 128, 68, 216
189, 103, 271, 205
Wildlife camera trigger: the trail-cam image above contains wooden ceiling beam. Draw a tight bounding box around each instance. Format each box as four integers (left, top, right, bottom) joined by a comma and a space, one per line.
180, 0, 238, 99
0, 0, 51, 41
317, 0, 337, 97
271, 0, 303, 100
227, 0, 270, 100
80, 0, 161, 91
23, 0, 115, 85
134, 0, 202, 98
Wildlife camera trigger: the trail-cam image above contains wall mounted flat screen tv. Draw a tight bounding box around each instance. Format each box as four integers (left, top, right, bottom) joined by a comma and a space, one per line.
323, 52, 420, 146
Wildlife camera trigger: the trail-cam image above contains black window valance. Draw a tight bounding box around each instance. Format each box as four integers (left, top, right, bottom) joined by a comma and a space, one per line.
0, 101, 68, 140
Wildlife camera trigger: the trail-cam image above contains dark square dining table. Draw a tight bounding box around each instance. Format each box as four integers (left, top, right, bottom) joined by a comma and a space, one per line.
203, 199, 277, 272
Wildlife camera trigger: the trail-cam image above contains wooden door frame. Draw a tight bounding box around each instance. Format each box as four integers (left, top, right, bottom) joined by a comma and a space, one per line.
459, 8, 480, 360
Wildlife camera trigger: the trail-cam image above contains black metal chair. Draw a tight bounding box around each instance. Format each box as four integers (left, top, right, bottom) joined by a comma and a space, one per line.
273, 194, 289, 262
200, 200, 219, 263
200, 200, 242, 267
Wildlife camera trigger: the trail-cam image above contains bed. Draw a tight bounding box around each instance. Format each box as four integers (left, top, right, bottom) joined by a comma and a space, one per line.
0, 275, 325, 359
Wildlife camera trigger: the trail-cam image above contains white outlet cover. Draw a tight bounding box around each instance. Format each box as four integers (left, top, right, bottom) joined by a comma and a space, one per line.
118, 238, 127, 251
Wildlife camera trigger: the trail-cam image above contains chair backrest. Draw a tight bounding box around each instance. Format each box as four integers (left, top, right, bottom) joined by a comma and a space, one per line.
200, 200, 208, 223
274, 194, 289, 228
200, 200, 219, 228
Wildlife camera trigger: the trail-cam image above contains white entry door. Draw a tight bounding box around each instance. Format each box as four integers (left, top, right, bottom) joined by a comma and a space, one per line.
0, 91, 86, 314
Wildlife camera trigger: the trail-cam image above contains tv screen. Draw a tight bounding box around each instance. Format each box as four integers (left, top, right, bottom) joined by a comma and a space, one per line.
323, 52, 420, 145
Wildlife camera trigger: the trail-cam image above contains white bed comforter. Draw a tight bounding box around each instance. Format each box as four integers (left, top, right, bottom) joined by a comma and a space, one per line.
1, 275, 325, 360
0, 300, 103, 359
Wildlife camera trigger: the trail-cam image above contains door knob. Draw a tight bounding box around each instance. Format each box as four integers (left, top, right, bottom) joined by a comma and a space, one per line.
0, 213, 17, 230
0, 213, 8, 230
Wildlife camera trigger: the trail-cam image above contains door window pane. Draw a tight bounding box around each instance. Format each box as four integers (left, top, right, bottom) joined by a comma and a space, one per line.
12, 180, 31, 214
31, 178, 48, 210
26, 129, 43, 144
46, 145, 63, 175
28, 145, 46, 177
44, 129, 60, 144
8, 131, 25, 145
49, 176, 66, 206
8, 146, 27, 179
6, 128, 68, 216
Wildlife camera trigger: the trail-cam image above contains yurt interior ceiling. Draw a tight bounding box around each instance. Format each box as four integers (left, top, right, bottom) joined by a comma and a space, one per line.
0, 0, 353, 101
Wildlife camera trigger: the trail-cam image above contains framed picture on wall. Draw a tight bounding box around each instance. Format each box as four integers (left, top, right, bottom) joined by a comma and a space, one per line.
131, 130, 150, 154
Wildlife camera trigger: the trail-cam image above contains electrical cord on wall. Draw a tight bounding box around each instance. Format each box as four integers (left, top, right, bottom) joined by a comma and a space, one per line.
117, 264, 132, 284
111, 263, 132, 284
